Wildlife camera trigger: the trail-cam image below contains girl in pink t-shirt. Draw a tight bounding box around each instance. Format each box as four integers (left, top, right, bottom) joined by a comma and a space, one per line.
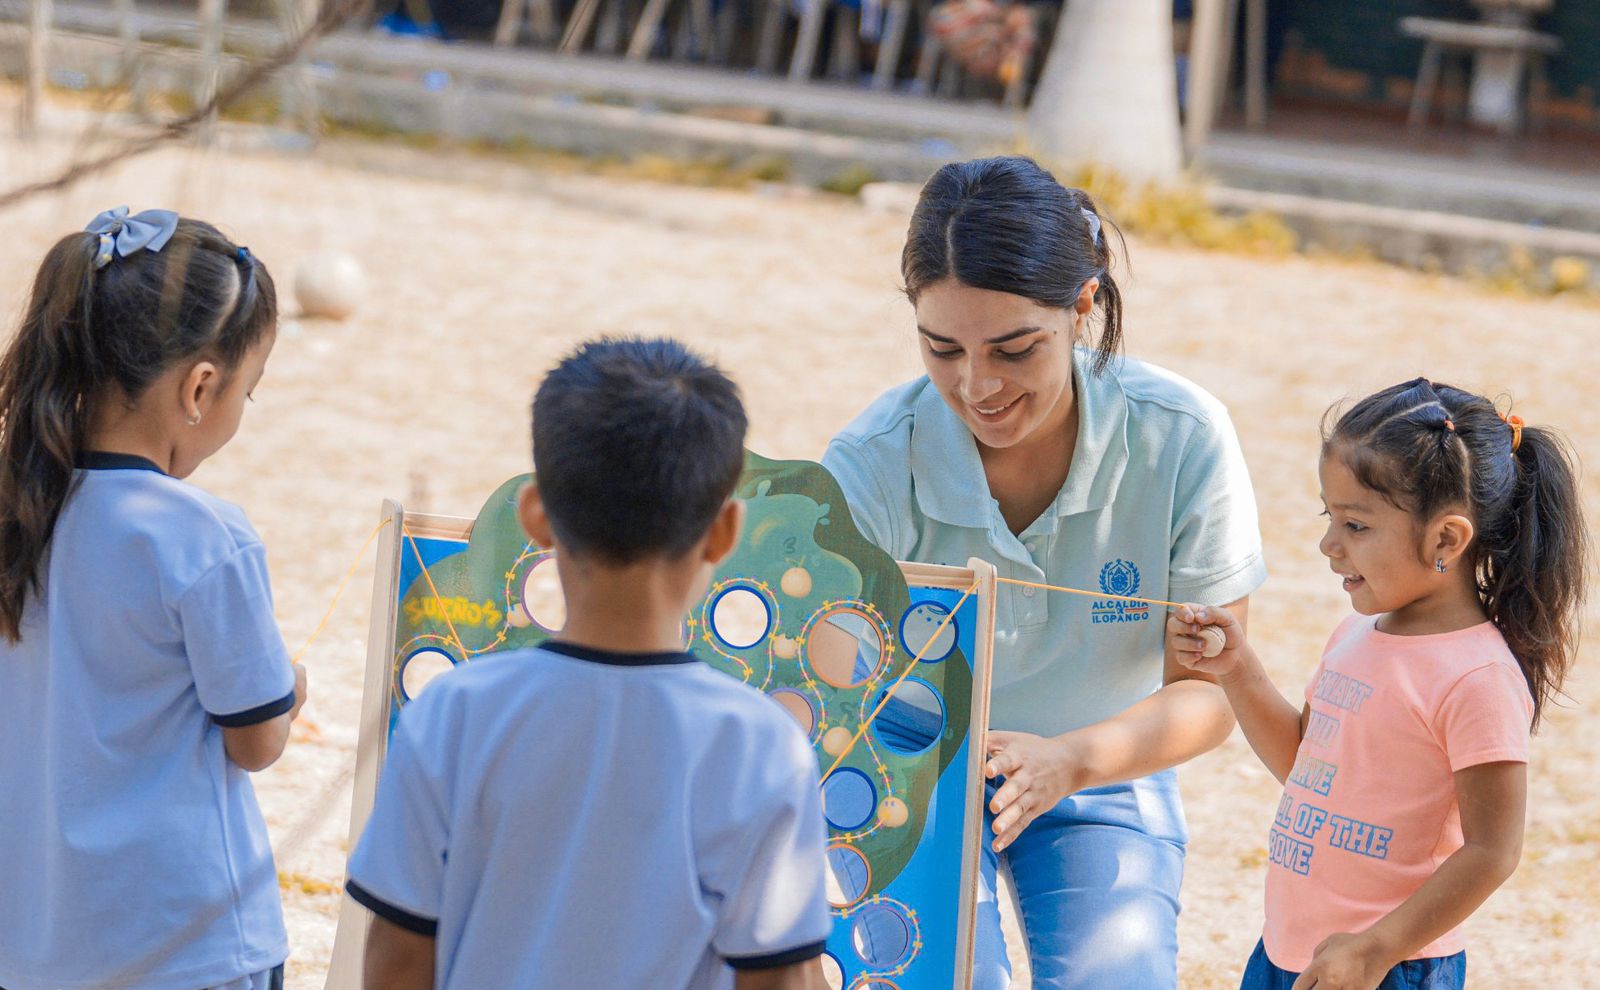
1166, 378, 1585, 990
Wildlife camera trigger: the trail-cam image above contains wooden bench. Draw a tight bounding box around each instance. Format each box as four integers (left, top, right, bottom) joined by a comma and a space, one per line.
1399, 16, 1559, 134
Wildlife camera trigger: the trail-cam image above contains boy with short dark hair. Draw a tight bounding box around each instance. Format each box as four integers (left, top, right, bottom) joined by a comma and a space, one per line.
347, 338, 830, 990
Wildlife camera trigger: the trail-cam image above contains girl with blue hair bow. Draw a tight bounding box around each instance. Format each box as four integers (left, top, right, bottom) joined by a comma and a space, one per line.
0, 209, 306, 990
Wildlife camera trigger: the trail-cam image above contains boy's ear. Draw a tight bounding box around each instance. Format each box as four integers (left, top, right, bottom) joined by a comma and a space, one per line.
703, 499, 745, 566
517, 482, 555, 547
1432, 512, 1475, 568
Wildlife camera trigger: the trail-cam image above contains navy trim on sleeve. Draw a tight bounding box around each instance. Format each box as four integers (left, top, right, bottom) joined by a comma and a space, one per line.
724, 940, 829, 970
74, 451, 167, 474
211, 688, 296, 727
347, 880, 440, 937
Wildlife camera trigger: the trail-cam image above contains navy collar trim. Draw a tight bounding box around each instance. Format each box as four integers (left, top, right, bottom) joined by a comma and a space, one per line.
75, 451, 167, 475
541, 640, 699, 667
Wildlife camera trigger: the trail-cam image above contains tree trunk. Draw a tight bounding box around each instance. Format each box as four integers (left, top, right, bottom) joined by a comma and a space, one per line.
1025, 0, 1182, 186
19, 0, 53, 138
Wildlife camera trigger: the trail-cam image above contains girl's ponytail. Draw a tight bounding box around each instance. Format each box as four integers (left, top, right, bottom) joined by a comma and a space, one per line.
0, 215, 276, 643
0, 234, 105, 640
1481, 424, 1587, 729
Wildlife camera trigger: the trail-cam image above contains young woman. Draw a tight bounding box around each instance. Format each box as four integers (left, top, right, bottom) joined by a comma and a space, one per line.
823, 156, 1266, 989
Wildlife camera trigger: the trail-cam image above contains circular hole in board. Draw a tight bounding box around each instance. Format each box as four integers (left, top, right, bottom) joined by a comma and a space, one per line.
520, 555, 566, 632
851, 902, 913, 968
806, 608, 885, 688
769, 688, 816, 735
710, 586, 772, 650
821, 767, 877, 832
399, 647, 457, 701
898, 601, 957, 664
824, 844, 871, 908
820, 952, 845, 990
870, 677, 946, 756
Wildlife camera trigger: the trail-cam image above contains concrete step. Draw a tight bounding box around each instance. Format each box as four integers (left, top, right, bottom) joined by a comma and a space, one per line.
1199, 132, 1600, 235
1208, 186, 1600, 289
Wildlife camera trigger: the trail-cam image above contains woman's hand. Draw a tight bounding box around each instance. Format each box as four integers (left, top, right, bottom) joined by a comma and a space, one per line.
983, 731, 1088, 853
1290, 932, 1394, 990
1166, 603, 1246, 679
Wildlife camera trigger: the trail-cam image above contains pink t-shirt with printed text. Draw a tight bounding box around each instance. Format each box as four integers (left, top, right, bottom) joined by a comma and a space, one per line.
1261, 614, 1533, 971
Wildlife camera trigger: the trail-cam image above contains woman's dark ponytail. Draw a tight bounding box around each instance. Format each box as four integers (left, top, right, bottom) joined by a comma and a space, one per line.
1072, 189, 1124, 374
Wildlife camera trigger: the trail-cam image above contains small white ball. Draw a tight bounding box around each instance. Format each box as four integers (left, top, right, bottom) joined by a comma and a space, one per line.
780, 566, 813, 599
1199, 626, 1226, 658
294, 252, 367, 320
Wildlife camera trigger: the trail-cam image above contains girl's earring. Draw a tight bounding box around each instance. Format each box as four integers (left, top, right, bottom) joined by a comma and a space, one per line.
1435, 558, 1447, 573
186, 412, 202, 426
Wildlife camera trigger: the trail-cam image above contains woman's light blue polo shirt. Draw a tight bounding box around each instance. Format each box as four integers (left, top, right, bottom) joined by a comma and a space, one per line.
823, 349, 1266, 740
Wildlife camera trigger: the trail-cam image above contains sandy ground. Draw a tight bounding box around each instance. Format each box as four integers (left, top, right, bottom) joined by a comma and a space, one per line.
3, 100, 1599, 989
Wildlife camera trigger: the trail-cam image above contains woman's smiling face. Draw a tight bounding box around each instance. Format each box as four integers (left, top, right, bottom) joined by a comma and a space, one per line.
914, 278, 1085, 451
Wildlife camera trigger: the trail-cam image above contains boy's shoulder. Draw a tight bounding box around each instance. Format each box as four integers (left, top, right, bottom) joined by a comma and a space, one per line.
407, 644, 808, 743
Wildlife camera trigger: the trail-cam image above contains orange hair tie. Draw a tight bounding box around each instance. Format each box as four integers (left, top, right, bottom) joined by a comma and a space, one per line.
1501, 413, 1524, 453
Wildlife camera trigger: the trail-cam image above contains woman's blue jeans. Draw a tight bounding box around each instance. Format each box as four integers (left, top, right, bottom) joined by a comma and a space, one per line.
973, 769, 1188, 990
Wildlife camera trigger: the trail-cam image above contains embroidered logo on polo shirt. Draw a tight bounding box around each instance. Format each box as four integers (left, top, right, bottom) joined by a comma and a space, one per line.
1092, 559, 1150, 624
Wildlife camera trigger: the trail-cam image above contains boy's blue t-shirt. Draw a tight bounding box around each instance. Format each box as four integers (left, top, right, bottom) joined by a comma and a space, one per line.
347, 641, 832, 990
0, 454, 294, 990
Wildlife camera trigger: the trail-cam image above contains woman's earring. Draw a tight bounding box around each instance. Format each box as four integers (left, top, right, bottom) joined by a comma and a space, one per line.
1435, 558, 1447, 573
186, 412, 202, 426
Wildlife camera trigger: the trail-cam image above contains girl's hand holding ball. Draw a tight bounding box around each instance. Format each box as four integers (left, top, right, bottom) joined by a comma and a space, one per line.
1167, 604, 1244, 677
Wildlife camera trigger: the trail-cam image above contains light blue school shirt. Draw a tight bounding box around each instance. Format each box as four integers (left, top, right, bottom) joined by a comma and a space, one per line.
823, 349, 1267, 740
0, 453, 295, 990
347, 642, 832, 990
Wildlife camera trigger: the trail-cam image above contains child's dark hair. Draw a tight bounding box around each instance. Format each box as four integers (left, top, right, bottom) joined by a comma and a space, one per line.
532, 337, 747, 563
1325, 377, 1587, 728
901, 155, 1125, 374
0, 217, 277, 642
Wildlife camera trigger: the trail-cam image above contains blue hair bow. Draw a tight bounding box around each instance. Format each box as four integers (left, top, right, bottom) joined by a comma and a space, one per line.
84, 206, 180, 270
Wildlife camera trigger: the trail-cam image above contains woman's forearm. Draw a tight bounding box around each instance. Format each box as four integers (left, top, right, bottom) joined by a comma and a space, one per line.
1061, 678, 1235, 790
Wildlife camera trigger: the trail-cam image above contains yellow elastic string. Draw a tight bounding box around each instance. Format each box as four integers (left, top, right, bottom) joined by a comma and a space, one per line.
402, 523, 470, 658
821, 582, 978, 779
290, 517, 393, 665
995, 576, 1185, 611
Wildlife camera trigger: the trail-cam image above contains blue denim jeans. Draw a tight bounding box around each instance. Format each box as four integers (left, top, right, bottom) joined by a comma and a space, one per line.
1241, 940, 1466, 990
974, 769, 1188, 990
